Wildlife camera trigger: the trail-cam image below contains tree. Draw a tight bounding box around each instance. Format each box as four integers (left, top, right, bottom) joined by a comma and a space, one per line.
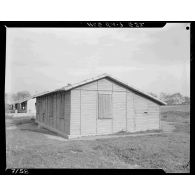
183, 96, 190, 104
159, 92, 189, 105
148, 92, 158, 98
5, 92, 13, 104
159, 92, 168, 102
12, 91, 31, 101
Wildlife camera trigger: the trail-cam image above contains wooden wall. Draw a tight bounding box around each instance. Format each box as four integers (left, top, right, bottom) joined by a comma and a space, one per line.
36, 91, 71, 136
133, 94, 160, 131
27, 98, 36, 114
36, 78, 160, 138
69, 78, 161, 138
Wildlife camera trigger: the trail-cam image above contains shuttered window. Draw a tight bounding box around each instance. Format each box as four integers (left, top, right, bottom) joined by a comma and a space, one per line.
60, 93, 65, 118
98, 94, 112, 119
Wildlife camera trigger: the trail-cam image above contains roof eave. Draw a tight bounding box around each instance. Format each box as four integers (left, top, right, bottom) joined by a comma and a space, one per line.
35, 74, 167, 105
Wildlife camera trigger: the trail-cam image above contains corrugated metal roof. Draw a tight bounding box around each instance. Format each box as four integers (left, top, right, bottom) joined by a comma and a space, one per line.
35, 73, 166, 105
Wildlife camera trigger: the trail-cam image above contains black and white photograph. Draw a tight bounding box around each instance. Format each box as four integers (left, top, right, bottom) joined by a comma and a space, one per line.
4, 22, 190, 173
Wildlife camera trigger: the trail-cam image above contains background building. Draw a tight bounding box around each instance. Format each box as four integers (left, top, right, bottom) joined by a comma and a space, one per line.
9, 96, 36, 114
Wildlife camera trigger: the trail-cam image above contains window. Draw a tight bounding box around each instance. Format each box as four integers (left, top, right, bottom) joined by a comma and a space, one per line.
60, 93, 65, 118
98, 94, 112, 119
21, 102, 25, 110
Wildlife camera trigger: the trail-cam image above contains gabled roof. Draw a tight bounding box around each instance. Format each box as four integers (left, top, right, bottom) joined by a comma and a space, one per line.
35, 73, 166, 105
33, 91, 50, 98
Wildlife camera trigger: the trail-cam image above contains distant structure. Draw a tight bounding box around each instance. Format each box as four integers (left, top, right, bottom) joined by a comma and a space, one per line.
35, 74, 166, 139
9, 96, 36, 114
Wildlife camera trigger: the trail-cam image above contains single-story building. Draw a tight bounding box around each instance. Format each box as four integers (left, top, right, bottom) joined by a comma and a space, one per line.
35, 74, 166, 139
9, 96, 36, 114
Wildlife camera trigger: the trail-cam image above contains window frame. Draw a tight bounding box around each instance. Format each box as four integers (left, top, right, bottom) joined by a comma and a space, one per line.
98, 93, 112, 119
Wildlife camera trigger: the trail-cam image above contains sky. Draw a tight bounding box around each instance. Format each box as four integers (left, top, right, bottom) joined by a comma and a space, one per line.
5, 23, 190, 97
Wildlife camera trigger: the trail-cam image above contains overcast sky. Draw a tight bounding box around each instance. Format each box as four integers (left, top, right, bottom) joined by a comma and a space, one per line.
5, 23, 190, 97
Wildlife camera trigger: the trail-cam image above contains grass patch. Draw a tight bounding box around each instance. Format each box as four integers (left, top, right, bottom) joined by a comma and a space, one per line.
113, 129, 163, 135
5, 104, 190, 172
116, 129, 163, 135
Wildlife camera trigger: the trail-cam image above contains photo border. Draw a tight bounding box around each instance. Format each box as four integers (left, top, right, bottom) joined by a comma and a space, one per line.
0, 21, 193, 175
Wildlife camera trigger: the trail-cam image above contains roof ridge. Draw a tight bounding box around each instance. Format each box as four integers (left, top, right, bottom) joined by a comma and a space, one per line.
34, 73, 166, 105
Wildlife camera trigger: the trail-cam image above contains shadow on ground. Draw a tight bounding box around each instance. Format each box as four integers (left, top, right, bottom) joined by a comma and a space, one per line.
7, 117, 60, 137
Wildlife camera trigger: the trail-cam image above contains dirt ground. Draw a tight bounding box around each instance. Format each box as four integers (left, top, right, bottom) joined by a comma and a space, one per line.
5, 104, 190, 172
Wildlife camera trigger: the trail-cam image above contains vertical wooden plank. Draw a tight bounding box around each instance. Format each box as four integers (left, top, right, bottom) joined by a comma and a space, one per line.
62, 92, 65, 132
44, 96, 46, 124
43, 96, 46, 123
159, 105, 161, 130
132, 93, 136, 131
42, 96, 45, 123
36, 98, 38, 121
55, 93, 57, 129
64, 91, 71, 135
57, 93, 59, 130
126, 92, 134, 132
56, 93, 58, 129
53, 94, 55, 128
57, 93, 58, 129
64, 92, 66, 130
44, 96, 46, 122
43, 96, 45, 122
45, 96, 47, 125
41, 97, 42, 122
41, 97, 42, 121
52, 95, 54, 128
96, 82, 98, 134
59, 93, 60, 130
63, 92, 66, 132
47, 95, 49, 125
40, 97, 42, 122
58, 92, 62, 131
47, 96, 49, 126
38, 98, 40, 122
49, 95, 50, 127
54, 94, 56, 128
112, 83, 113, 133
80, 90, 96, 135
70, 90, 80, 136
112, 91, 126, 133
125, 89, 127, 131
48, 95, 51, 127
80, 89, 81, 135
59, 93, 61, 130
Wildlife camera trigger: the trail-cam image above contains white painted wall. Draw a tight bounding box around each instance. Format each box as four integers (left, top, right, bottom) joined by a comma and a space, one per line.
70, 78, 161, 137
37, 78, 161, 138
27, 98, 36, 114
